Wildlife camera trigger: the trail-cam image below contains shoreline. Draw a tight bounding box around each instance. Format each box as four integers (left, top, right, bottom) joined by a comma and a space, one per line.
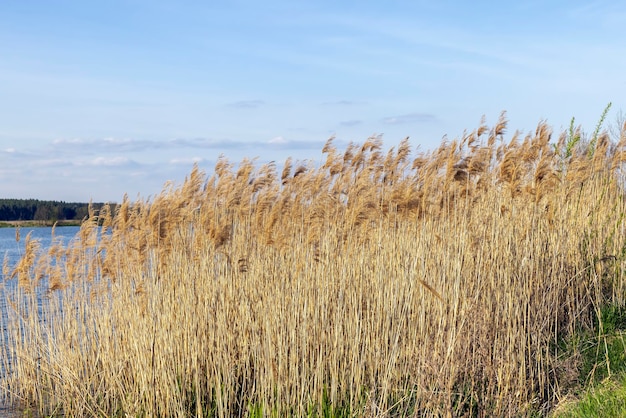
0, 220, 82, 228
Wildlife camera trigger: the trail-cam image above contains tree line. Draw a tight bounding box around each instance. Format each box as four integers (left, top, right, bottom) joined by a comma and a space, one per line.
0, 199, 114, 221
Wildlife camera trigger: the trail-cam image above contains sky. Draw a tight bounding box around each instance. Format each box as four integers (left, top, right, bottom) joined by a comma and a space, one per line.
1, 0, 625, 202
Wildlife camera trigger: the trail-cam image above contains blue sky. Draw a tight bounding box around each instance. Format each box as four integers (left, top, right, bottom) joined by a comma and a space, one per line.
1, 0, 625, 202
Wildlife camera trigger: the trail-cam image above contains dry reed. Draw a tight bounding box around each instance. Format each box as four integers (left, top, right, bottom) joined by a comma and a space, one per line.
2, 114, 626, 417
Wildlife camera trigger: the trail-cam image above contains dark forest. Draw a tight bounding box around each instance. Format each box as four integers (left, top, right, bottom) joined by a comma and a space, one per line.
0, 199, 114, 222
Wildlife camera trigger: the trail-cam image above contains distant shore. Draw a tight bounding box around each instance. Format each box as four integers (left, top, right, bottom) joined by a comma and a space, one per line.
0, 220, 82, 228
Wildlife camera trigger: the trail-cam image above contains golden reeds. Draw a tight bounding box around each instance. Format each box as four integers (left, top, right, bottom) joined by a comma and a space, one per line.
1, 114, 626, 416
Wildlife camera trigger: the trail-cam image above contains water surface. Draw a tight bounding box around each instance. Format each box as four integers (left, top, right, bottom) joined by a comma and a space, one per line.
0, 226, 80, 415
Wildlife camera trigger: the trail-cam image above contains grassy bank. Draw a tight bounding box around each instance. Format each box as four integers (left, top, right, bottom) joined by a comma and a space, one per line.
2, 113, 626, 416
0, 220, 82, 228
550, 303, 626, 416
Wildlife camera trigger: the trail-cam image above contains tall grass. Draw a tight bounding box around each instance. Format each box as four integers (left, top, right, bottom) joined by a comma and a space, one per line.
2, 113, 626, 416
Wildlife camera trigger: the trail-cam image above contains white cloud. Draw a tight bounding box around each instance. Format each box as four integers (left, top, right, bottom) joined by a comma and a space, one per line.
169, 157, 206, 165
382, 113, 437, 125
268, 136, 288, 145
339, 120, 362, 127
30, 158, 71, 168
88, 156, 133, 167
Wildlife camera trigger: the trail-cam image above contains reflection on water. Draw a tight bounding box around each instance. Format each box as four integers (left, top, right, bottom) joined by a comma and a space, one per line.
0, 226, 81, 414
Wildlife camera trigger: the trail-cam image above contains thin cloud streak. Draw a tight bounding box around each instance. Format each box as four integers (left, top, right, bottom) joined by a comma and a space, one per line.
48, 137, 327, 153
50, 138, 247, 153
84, 157, 137, 167
169, 157, 208, 165
382, 113, 437, 125
339, 120, 362, 127
3, 137, 330, 172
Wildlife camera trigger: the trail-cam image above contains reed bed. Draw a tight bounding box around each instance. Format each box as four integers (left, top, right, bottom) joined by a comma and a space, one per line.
2, 114, 626, 416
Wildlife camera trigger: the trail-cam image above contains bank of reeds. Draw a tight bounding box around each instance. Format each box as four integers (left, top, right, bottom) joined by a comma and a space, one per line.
2, 113, 626, 416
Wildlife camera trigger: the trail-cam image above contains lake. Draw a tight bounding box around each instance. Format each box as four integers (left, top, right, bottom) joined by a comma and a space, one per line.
0, 226, 81, 415
0, 226, 81, 277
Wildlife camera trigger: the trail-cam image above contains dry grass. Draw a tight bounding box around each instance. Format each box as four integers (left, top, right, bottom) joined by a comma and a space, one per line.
2, 114, 626, 416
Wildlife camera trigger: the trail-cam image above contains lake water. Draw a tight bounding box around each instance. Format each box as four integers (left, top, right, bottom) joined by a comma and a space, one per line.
0, 225, 81, 313
0, 226, 81, 278
0, 226, 81, 415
